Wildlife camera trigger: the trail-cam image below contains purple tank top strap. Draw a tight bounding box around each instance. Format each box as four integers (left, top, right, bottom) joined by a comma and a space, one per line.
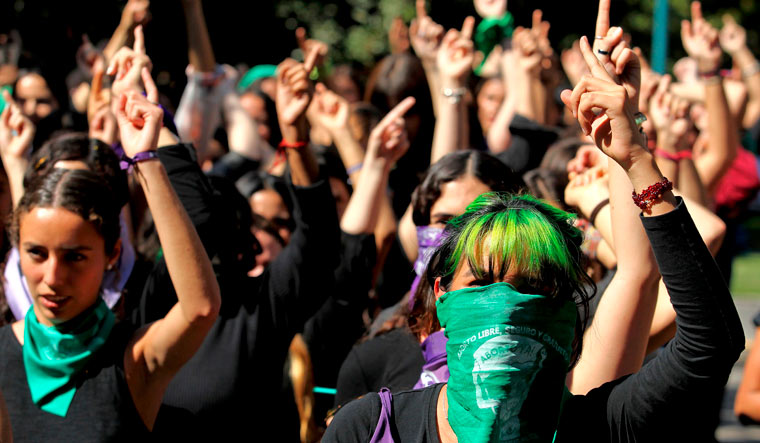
369, 388, 395, 443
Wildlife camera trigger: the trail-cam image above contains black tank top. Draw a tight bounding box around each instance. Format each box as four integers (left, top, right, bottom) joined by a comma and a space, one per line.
0, 323, 149, 441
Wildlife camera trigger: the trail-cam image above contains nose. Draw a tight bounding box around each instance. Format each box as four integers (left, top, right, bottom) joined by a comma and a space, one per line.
42, 256, 66, 289
22, 99, 37, 118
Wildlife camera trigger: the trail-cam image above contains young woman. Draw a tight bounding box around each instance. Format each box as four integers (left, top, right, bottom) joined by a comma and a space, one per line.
0, 72, 220, 439
323, 36, 744, 442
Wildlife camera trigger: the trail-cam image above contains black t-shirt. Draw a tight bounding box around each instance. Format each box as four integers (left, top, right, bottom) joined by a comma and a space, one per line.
335, 328, 425, 407
0, 323, 148, 441
324, 199, 745, 442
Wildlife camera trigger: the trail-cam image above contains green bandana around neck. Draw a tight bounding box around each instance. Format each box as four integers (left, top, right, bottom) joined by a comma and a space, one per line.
436, 282, 576, 443
474, 12, 514, 76
23, 298, 115, 417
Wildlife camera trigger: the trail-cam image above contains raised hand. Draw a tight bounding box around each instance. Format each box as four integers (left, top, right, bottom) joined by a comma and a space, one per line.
89, 107, 119, 146
719, 14, 746, 57
681, 1, 721, 72
564, 165, 610, 211
108, 25, 153, 99
366, 97, 416, 165
0, 90, 35, 161
121, 0, 151, 30
296, 27, 328, 68
409, 0, 444, 65
114, 67, 163, 157
473, 0, 507, 19
592, 0, 623, 75
275, 46, 320, 127
561, 40, 590, 87
560, 36, 646, 171
648, 75, 691, 150
87, 57, 112, 124
436, 17, 475, 82
308, 83, 350, 134
511, 26, 543, 76
389, 17, 410, 54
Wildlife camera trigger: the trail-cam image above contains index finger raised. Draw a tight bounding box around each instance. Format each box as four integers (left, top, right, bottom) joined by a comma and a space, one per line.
141, 67, 159, 104
380, 97, 416, 127
579, 36, 614, 81
416, 0, 428, 19
595, 0, 611, 38
303, 45, 320, 74
460, 16, 475, 40
133, 25, 145, 54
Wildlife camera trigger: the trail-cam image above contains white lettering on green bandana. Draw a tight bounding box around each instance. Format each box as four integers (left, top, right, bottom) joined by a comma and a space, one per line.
437, 282, 576, 443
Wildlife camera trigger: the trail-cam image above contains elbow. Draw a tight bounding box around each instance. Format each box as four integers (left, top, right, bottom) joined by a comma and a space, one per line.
189, 284, 221, 327
704, 217, 726, 257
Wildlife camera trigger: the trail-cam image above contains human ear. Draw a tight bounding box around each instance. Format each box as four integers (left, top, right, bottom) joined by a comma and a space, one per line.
434, 277, 446, 300
107, 238, 122, 271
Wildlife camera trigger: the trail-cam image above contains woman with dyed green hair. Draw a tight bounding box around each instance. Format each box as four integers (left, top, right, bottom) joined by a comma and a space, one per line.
324, 31, 743, 443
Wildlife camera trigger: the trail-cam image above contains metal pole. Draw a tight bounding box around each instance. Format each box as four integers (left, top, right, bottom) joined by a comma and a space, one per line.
651, 0, 669, 74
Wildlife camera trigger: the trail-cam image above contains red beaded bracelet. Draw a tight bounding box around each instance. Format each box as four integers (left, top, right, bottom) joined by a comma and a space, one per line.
632, 177, 673, 212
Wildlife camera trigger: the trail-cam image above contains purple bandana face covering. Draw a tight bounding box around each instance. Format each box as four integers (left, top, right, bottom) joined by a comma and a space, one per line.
408, 226, 445, 309
414, 330, 450, 389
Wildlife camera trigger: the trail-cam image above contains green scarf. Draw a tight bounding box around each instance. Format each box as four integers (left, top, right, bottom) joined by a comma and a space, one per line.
474, 12, 514, 76
437, 283, 575, 442
23, 298, 115, 417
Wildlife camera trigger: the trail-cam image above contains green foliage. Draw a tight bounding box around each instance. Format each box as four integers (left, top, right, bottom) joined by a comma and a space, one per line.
275, 0, 415, 66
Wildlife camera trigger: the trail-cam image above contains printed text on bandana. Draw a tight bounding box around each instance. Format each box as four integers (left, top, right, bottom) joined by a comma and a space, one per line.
456, 325, 570, 361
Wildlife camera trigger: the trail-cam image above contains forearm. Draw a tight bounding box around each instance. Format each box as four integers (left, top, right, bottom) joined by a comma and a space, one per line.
341, 159, 390, 234
431, 78, 464, 163
733, 47, 760, 127
331, 128, 365, 184
422, 60, 441, 117
3, 156, 28, 208
513, 73, 539, 122
486, 95, 516, 153
182, 0, 216, 72
570, 159, 664, 394
735, 329, 760, 422
699, 80, 738, 192
530, 77, 548, 125
136, 161, 219, 324
103, 24, 131, 63
282, 118, 318, 186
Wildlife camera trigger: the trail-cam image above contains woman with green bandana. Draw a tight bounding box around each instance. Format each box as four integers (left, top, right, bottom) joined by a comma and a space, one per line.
0, 72, 220, 440
323, 35, 744, 443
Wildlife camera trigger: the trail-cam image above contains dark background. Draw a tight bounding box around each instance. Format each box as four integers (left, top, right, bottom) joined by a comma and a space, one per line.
2, 0, 757, 106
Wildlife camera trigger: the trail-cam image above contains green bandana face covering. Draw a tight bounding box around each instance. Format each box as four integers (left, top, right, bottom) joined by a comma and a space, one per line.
436, 282, 576, 443
23, 298, 115, 417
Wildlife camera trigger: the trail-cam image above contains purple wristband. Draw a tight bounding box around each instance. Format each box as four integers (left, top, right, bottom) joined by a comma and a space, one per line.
120, 150, 159, 170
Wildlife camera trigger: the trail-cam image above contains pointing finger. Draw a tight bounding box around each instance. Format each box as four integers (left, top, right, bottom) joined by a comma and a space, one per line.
141, 67, 159, 104
133, 25, 145, 54
460, 16, 475, 40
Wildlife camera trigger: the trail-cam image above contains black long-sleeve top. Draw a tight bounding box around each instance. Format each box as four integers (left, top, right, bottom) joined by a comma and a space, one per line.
131, 144, 340, 441
322, 198, 745, 442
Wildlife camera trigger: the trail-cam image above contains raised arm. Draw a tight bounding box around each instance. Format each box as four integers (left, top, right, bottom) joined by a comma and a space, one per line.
275, 48, 320, 185
720, 14, 760, 129
558, 29, 742, 443
431, 17, 474, 163
0, 90, 34, 208
409, 0, 444, 116
103, 0, 150, 62
682, 1, 738, 194
565, 18, 662, 393
116, 74, 219, 430
341, 97, 415, 235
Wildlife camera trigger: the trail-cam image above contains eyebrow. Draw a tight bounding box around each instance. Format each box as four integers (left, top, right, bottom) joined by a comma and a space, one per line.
21, 243, 93, 251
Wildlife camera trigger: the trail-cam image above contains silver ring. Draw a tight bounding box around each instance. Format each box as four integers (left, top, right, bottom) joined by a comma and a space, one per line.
595, 36, 605, 40
597, 49, 610, 56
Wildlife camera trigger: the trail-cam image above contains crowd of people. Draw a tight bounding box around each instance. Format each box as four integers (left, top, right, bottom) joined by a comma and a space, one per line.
0, 0, 758, 441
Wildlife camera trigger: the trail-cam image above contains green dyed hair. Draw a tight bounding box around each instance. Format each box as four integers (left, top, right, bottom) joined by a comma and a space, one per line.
427, 192, 594, 366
